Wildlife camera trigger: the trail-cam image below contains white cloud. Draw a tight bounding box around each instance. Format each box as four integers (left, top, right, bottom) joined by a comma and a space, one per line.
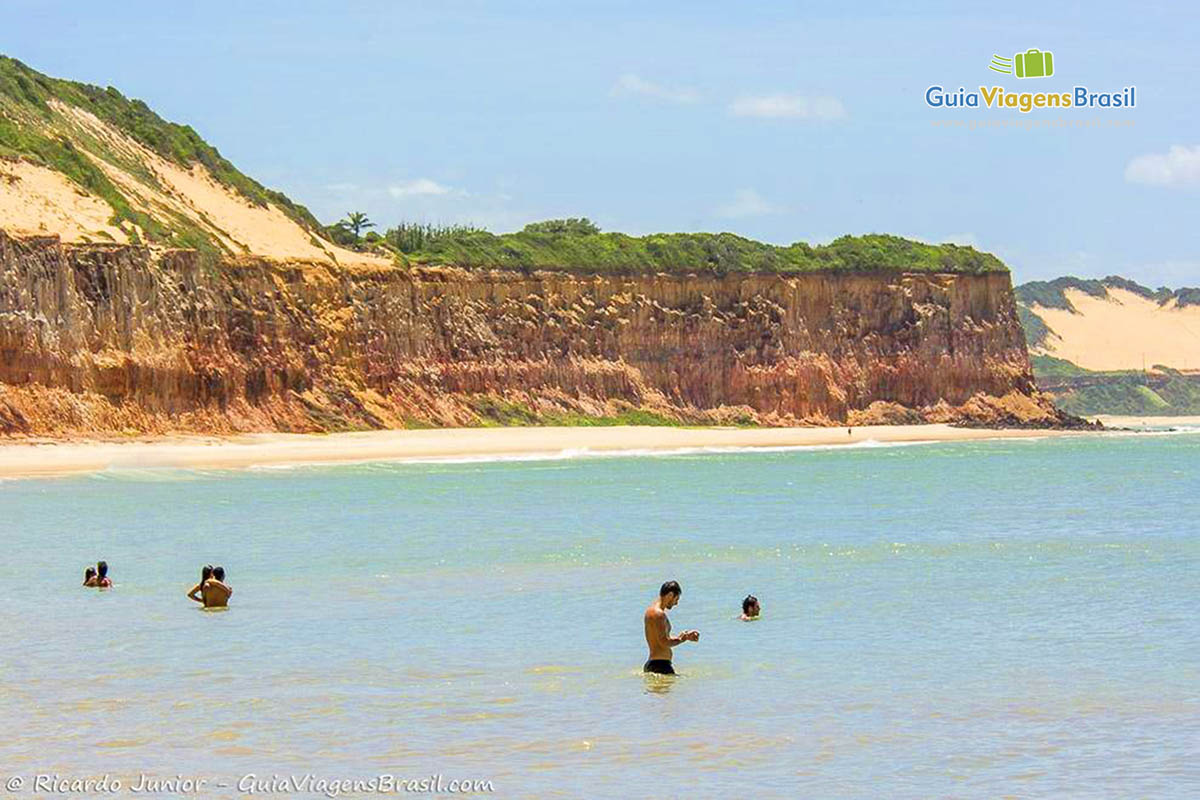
324, 182, 358, 193
610, 73, 700, 104
388, 178, 454, 198
729, 93, 846, 120
1125, 145, 1200, 188
715, 189, 782, 219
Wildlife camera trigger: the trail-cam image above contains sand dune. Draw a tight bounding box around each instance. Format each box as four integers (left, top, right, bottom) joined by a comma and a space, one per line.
0, 158, 128, 243
56, 102, 383, 264
1033, 288, 1200, 371
0, 99, 387, 265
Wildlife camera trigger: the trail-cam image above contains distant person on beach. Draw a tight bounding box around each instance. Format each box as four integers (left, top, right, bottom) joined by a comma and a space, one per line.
643, 580, 698, 675
83, 566, 97, 587
187, 565, 214, 606
740, 595, 760, 621
95, 561, 112, 588
202, 566, 232, 608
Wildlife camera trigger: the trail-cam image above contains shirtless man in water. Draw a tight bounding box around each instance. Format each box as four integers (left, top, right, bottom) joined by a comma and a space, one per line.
643, 580, 699, 675
201, 565, 232, 608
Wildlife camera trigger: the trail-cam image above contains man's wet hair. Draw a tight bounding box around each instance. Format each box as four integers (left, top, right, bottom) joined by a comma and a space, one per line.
742, 595, 759, 614
97, 561, 108, 578
660, 580, 681, 598
212, 566, 225, 581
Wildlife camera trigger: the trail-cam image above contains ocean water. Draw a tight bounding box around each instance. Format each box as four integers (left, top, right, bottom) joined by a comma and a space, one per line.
1, 430, 1197, 798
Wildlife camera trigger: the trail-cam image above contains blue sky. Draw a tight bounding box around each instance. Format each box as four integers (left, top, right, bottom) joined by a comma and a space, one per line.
3, 0, 1196, 285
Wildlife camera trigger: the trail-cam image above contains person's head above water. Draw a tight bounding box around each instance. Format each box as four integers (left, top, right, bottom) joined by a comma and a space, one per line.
202, 564, 213, 582
742, 595, 760, 618
212, 566, 225, 581
83, 566, 95, 584
659, 580, 681, 609
96, 561, 108, 579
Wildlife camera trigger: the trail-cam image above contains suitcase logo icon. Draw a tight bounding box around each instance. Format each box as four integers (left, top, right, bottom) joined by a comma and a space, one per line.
989, 49, 1055, 78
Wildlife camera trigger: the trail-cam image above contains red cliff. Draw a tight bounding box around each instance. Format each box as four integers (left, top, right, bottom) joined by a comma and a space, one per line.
0, 232, 1066, 436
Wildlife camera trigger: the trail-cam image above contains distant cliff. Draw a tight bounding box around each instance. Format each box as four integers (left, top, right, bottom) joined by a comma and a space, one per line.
1016, 275, 1200, 370
1016, 276, 1200, 415
0, 231, 1071, 436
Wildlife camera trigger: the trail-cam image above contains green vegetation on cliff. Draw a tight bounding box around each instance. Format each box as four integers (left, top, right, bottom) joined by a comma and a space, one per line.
1031, 356, 1200, 416
322, 213, 1008, 275
393, 221, 1007, 275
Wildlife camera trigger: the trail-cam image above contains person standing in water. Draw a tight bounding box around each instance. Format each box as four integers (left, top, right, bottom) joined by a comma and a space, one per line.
187, 565, 214, 606
95, 561, 112, 588
643, 580, 698, 675
202, 566, 232, 608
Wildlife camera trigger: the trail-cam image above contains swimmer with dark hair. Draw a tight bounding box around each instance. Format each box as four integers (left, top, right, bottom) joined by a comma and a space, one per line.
643, 580, 698, 675
187, 565, 214, 606
203, 565, 232, 608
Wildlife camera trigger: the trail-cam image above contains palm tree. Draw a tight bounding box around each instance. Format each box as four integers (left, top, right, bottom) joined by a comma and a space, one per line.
344, 211, 374, 239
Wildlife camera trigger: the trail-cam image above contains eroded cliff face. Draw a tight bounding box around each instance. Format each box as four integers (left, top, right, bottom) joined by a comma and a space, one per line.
0, 232, 1065, 436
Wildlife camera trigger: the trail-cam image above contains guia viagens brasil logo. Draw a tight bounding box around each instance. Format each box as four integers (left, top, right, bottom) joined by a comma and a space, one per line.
926, 49, 1135, 113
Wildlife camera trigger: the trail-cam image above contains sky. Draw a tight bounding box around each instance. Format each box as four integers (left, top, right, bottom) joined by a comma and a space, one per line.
3, 0, 1197, 285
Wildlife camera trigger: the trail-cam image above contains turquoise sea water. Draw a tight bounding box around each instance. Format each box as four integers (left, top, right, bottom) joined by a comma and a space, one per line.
1, 430, 1197, 798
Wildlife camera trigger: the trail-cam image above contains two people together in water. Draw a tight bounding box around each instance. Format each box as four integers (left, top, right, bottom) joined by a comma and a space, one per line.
643, 580, 760, 675
186, 564, 232, 608
81, 560, 112, 588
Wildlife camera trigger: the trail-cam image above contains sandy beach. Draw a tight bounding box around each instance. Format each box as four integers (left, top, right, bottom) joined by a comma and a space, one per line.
0, 423, 1081, 479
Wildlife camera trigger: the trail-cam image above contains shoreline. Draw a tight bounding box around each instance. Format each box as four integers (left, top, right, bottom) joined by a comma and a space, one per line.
0, 423, 1087, 480
1093, 414, 1200, 428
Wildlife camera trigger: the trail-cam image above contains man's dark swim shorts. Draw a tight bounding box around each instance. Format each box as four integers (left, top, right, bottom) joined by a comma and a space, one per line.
643, 659, 675, 675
